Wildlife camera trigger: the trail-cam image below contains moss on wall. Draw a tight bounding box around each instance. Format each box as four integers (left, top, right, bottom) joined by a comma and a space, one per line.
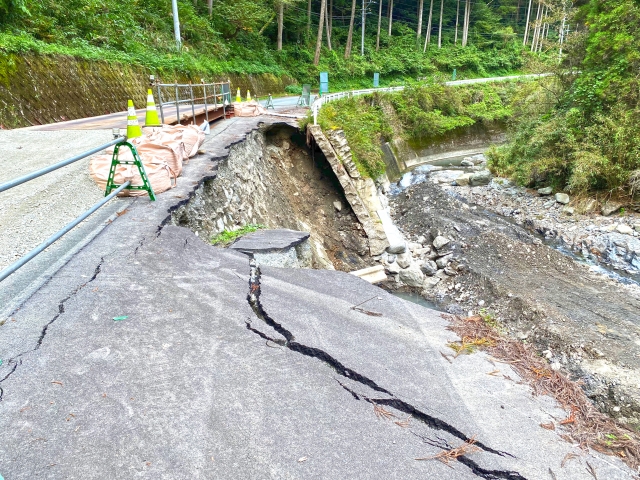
0, 54, 295, 129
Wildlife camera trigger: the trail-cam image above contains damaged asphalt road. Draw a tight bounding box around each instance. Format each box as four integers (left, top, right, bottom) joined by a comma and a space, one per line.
0, 118, 636, 478
1, 225, 634, 479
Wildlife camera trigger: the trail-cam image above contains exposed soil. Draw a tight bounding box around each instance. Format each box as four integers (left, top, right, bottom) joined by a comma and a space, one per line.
265, 127, 371, 270
388, 179, 640, 429
171, 124, 373, 272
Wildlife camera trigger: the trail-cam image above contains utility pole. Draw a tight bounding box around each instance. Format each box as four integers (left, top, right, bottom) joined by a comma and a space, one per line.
361, 0, 366, 55
171, 0, 181, 51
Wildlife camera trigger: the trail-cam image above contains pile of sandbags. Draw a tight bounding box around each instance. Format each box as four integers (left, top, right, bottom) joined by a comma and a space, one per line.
233, 100, 267, 117
89, 124, 205, 197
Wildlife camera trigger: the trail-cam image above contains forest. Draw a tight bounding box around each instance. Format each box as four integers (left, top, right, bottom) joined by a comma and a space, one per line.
0, 0, 559, 83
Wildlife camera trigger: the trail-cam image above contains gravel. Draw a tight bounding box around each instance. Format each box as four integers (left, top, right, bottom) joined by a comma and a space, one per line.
0, 129, 117, 270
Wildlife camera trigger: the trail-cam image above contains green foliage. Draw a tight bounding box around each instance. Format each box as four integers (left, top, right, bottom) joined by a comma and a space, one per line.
0, 0, 530, 84
489, 0, 640, 197
318, 81, 515, 178
317, 99, 391, 179
211, 224, 266, 246
284, 84, 302, 95
389, 83, 513, 140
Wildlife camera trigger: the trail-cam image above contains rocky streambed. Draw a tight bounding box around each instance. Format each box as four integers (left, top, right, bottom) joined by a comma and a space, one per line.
378, 155, 640, 428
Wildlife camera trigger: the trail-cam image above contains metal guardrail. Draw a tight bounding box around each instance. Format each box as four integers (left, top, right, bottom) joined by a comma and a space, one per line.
0, 136, 129, 283
311, 73, 553, 125
153, 79, 231, 125
0, 137, 123, 194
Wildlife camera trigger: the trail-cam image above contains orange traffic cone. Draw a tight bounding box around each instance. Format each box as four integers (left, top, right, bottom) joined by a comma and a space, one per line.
126, 100, 142, 139
145, 89, 162, 127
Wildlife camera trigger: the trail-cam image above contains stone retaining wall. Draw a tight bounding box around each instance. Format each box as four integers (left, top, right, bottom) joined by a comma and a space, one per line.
0, 53, 294, 128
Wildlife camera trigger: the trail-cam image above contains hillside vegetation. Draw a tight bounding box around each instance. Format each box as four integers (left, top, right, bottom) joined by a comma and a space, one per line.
489, 0, 640, 199
312, 81, 516, 178
0, 0, 537, 85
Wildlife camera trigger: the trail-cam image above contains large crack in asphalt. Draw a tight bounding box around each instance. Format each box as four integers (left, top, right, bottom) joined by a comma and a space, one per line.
244, 258, 526, 480
0, 258, 104, 402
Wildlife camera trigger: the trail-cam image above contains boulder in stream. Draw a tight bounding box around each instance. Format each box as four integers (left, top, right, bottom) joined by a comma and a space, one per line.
470, 169, 492, 186
602, 201, 623, 216
398, 264, 425, 287
455, 173, 473, 186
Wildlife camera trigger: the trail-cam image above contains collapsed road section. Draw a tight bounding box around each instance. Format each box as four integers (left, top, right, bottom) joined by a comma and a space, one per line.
0, 116, 636, 478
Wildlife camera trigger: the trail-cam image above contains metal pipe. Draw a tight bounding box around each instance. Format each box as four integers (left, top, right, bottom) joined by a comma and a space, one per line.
0, 181, 131, 283
203, 82, 209, 123
189, 83, 196, 125
0, 137, 124, 194
175, 83, 180, 124
156, 83, 165, 124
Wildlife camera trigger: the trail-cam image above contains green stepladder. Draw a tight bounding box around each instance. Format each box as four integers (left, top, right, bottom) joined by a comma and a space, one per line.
105, 141, 156, 201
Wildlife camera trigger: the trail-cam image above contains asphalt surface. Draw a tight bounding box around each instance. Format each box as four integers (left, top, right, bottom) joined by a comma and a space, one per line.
0, 115, 635, 479
0, 129, 131, 317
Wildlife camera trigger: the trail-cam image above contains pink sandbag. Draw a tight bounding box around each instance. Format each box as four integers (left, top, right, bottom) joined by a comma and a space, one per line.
89, 124, 205, 197
137, 141, 184, 177
164, 124, 205, 158
233, 100, 267, 117
89, 153, 177, 197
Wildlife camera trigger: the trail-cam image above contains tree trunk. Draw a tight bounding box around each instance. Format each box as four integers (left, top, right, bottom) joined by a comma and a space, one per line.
538, 5, 548, 52
325, 1, 332, 50
454, 0, 460, 44
515, 0, 521, 30
417, 0, 424, 42
208, 0, 213, 17
462, 0, 470, 46
388, 0, 393, 36
277, 2, 284, 51
360, 0, 365, 55
345, 0, 357, 58
329, 0, 333, 38
437, 0, 444, 48
423, 0, 434, 52
531, 1, 542, 52
523, 0, 533, 45
314, 0, 326, 65
376, 0, 383, 50
307, 0, 312, 34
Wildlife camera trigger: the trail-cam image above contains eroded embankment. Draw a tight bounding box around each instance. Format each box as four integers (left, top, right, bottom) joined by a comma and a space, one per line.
169, 124, 375, 271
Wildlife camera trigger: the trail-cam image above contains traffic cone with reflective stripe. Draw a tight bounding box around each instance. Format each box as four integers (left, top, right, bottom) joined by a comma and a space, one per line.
236, 88, 241, 103
145, 89, 161, 127
246, 90, 252, 101
126, 100, 142, 139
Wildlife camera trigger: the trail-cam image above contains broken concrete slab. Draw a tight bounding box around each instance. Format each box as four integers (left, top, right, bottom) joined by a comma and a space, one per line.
349, 264, 387, 284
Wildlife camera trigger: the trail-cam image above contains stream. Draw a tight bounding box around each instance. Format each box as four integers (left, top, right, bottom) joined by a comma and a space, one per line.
387, 150, 640, 288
